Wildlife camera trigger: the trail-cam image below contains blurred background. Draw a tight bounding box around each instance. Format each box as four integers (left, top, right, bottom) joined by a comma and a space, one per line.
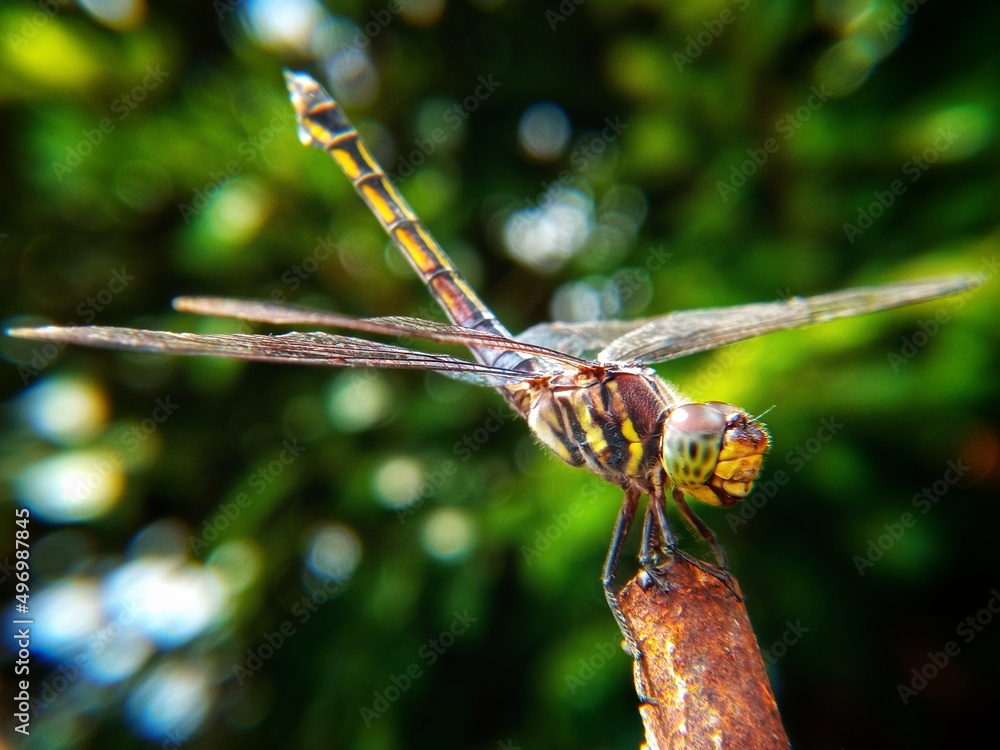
1, 0, 998, 748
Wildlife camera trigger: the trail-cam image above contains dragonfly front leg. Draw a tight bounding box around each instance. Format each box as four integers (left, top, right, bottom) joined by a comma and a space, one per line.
635, 483, 739, 599
671, 487, 740, 597
672, 488, 727, 570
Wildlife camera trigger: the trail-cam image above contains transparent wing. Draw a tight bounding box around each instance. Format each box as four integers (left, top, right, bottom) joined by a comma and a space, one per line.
5, 325, 531, 387
172, 296, 586, 367
596, 275, 978, 364
516, 276, 977, 361
516, 319, 654, 360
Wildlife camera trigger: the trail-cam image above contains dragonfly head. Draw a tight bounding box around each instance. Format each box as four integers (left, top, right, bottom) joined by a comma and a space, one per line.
660, 402, 770, 507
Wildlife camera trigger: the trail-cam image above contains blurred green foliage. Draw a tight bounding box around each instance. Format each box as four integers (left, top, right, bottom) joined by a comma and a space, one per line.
1, 1, 998, 749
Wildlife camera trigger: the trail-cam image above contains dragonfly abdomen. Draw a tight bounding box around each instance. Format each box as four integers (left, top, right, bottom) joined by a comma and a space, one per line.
285, 71, 520, 367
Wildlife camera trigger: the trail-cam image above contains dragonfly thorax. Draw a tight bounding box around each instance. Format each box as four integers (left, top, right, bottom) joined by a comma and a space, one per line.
507, 367, 770, 504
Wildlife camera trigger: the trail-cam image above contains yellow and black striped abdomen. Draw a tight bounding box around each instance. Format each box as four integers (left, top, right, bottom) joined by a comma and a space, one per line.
285, 71, 511, 351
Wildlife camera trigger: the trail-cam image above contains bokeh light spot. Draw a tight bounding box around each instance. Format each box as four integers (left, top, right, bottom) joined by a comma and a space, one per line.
241, 0, 325, 51
372, 455, 425, 508
206, 178, 272, 246
77, 0, 147, 31
305, 523, 362, 581
125, 660, 213, 742
518, 102, 571, 162
16, 451, 124, 523
421, 508, 475, 561
103, 558, 228, 649
206, 539, 263, 594
30, 579, 104, 660
502, 189, 594, 273
325, 372, 394, 431
814, 36, 878, 96
20, 375, 109, 444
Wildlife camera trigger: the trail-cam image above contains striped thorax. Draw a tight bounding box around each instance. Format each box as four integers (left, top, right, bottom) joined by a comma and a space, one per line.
508, 367, 770, 504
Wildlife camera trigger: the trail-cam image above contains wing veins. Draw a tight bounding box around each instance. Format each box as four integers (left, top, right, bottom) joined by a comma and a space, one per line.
598, 275, 978, 364
6, 326, 532, 386
173, 296, 586, 367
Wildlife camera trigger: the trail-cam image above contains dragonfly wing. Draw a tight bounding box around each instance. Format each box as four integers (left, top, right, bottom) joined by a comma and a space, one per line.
173, 297, 586, 367
6, 325, 528, 387
516, 319, 654, 360
597, 275, 979, 364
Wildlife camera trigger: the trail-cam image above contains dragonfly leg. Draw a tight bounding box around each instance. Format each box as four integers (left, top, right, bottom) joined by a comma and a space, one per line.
601, 486, 658, 705
601, 487, 641, 656
671, 488, 726, 569
640, 482, 677, 567
672, 488, 740, 598
638, 502, 658, 568
640, 483, 723, 595
638, 483, 680, 594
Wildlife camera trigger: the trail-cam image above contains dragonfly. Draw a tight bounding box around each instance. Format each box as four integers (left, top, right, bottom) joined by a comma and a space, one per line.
8, 71, 976, 659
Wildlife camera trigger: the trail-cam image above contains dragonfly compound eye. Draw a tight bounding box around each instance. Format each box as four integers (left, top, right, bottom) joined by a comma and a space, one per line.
661, 404, 726, 487
661, 403, 771, 507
